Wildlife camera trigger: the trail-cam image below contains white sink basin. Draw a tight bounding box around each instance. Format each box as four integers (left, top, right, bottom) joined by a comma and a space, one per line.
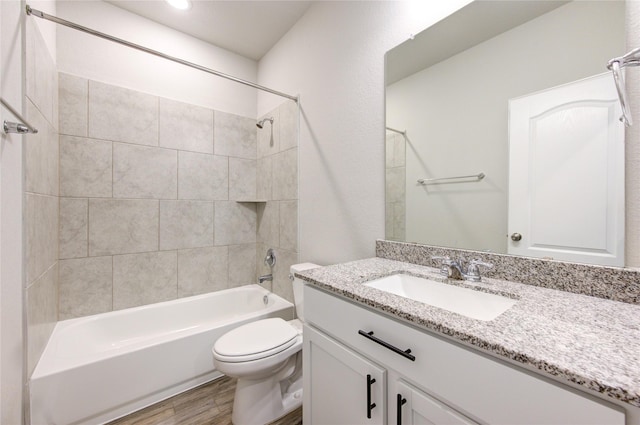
363, 273, 516, 321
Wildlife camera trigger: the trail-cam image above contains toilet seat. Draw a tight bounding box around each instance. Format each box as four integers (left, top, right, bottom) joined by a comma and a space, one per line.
213, 318, 298, 363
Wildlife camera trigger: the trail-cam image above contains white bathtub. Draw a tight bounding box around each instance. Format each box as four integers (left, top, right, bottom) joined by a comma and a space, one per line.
30, 284, 294, 425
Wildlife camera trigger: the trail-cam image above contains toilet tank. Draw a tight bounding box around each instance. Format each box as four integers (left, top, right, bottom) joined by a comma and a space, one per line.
289, 263, 320, 323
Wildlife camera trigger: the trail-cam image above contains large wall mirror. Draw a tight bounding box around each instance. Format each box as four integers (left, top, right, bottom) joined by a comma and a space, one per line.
385, 0, 627, 267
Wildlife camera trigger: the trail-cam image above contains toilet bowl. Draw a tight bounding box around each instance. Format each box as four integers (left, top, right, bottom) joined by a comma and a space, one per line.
212, 263, 319, 425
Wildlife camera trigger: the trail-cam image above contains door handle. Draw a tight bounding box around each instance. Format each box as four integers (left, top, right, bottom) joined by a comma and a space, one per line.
397, 393, 407, 425
511, 233, 522, 242
366, 374, 376, 419
358, 330, 416, 361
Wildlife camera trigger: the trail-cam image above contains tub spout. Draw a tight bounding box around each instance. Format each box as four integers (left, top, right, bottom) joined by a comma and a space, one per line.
259, 273, 273, 284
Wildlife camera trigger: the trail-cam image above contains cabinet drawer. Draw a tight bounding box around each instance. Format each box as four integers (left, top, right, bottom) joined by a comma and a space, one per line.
305, 285, 624, 425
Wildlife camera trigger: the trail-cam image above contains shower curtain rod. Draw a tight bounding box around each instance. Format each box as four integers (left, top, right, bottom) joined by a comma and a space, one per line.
26, 5, 299, 103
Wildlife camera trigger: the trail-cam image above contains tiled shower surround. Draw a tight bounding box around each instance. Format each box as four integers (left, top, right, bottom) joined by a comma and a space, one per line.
58, 73, 298, 319
25, 19, 59, 376
385, 131, 405, 241
256, 103, 299, 302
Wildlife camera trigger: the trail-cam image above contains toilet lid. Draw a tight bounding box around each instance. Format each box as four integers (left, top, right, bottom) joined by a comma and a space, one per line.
214, 318, 298, 361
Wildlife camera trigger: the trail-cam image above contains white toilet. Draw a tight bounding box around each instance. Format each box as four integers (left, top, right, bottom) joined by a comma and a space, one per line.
212, 263, 319, 425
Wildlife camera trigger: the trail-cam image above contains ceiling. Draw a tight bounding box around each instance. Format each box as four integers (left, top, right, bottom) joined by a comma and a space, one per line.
386, 1, 568, 85
106, 0, 315, 61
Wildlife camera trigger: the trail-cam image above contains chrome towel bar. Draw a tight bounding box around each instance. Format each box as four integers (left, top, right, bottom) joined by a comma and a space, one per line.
1, 97, 38, 135
417, 172, 485, 185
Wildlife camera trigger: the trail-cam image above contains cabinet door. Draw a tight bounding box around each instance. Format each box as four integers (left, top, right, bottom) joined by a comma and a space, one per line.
304, 325, 386, 425
396, 381, 476, 425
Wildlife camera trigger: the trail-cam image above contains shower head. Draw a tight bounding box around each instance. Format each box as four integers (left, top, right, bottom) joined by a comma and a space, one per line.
256, 117, 274, 129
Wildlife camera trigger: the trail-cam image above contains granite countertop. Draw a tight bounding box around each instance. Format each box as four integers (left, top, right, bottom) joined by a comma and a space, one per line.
295, 257, 640, 408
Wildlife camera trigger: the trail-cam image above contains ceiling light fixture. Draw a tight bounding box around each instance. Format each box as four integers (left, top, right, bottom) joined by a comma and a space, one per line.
165, 0, 192, 11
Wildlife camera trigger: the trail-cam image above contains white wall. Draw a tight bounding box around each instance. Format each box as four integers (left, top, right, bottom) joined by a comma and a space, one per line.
56, 0, 258, 118
29, 0, 57, 58
1, 2, 26, 423
387, 1, 624, 254
257, 0, 471, 265
1, 1, 58, 421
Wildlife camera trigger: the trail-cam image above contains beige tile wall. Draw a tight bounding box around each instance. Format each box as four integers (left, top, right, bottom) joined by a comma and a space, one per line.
25, 19, 59, 376
256, 101, 300, 304
58, 74, 261, 319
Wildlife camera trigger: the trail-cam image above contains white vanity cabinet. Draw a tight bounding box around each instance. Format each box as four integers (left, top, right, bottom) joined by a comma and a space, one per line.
303, 285, 626, 425
305, 324, 473, 425
394, 380, 476, 425
304, 325, 386, 424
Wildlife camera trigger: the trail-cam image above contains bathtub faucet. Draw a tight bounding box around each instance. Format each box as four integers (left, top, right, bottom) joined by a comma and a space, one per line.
259, 273, 273, 284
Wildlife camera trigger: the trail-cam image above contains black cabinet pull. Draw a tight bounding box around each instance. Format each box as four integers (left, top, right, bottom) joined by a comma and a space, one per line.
358, 330, 416, 361
366, 374, 377, 419
397, 394, 407, 425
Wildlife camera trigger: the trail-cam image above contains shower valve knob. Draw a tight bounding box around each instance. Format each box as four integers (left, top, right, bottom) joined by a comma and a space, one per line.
264, 248, 276, 267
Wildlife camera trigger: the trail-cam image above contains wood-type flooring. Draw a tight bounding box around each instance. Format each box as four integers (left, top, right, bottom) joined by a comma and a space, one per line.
106, 376, 302, 425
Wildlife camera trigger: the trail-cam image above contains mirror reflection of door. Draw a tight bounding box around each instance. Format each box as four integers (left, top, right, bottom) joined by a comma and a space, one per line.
508, 73, 624, 266
385, 1, 626, 265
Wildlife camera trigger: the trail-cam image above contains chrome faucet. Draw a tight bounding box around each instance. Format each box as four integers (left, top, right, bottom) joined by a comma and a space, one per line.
465, 259, 494, 282
259, 273, 273, 284
431, 256, 493, 282
432, 256, 465, 280
259, 249, 276, 285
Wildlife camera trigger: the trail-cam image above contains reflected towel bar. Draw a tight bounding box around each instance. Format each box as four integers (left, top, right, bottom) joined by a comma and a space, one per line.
607, 46, 640, 126
418, 172, 485, 185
